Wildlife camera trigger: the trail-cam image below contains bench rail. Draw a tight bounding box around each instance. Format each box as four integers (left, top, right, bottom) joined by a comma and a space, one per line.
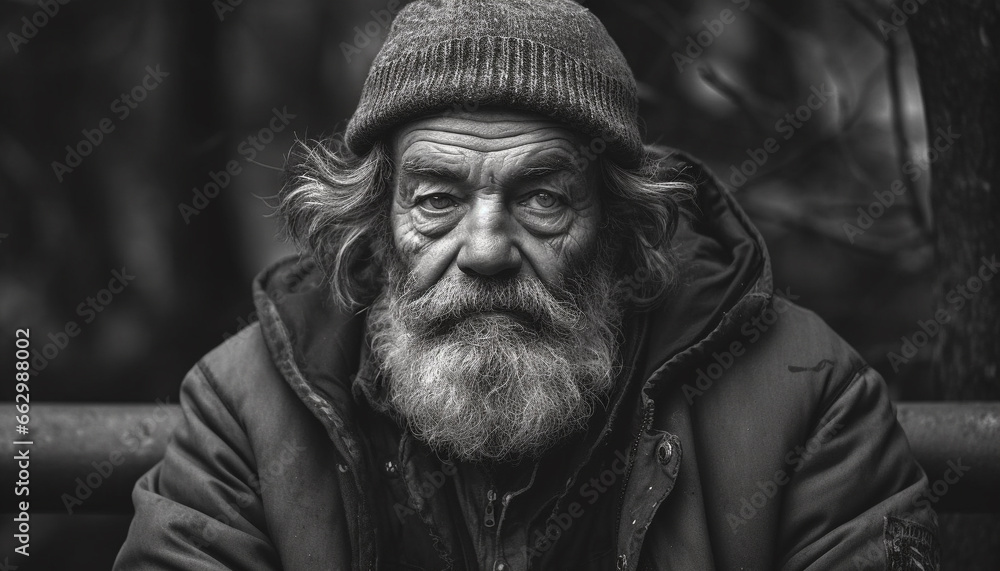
1, 402, 998, 513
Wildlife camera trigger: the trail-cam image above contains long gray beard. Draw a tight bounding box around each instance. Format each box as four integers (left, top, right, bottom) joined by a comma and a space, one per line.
367, 256, 624, 463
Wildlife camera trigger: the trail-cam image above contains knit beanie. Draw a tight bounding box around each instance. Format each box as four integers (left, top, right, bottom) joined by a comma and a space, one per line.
345, 0, 642, 164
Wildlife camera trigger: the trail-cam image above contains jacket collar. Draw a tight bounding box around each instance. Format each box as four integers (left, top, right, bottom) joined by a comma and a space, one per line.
252, 257, 367, 463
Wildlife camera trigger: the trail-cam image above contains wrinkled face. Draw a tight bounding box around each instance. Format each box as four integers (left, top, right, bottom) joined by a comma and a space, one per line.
390, 110, 603, 291
368, 110, 622, 463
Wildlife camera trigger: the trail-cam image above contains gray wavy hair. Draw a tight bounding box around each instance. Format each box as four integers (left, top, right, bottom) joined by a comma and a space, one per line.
277, 135, 694, 311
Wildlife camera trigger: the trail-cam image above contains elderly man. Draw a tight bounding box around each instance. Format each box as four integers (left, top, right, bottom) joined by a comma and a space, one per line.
116, 0, 940, 569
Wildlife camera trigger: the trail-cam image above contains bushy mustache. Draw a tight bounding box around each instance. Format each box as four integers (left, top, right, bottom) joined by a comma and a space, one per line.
394, 274, 588, 339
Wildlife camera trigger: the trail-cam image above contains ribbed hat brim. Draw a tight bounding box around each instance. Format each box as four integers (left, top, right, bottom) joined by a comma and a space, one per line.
346, 35, 642, 163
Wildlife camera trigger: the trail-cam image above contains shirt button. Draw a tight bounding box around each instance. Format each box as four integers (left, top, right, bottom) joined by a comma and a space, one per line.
384, 460, 398, 475
494, 561, 506, 571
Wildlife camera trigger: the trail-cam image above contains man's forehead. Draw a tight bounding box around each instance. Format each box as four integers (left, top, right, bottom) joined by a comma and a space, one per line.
391, 109, 587, 159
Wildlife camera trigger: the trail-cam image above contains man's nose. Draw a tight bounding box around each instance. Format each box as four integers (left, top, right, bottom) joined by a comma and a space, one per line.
456, 201, 521, 277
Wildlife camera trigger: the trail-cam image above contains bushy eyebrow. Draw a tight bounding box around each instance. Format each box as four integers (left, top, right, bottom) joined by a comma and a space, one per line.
396, 150, 586, 193
399, 156, 469, 183
507, 154, 585, 186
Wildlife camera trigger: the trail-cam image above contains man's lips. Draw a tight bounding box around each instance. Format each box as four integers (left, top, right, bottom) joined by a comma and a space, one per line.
473, 309, 534, 322
425, 308, 540, 333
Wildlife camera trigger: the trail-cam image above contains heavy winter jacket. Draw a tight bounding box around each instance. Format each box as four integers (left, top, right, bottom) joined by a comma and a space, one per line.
115, 162, 939, 570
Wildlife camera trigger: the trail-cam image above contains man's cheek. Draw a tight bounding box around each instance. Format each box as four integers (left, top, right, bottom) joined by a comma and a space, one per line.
392, 213, 451, 261
538, 219, 602, 276
394, 229, 461, 292
392, 216, 426, 252
514, 237, 573, 287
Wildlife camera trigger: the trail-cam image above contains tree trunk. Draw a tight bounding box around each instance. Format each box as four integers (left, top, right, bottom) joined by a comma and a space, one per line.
907, 2, 999, 569
909, 2, 1000, 401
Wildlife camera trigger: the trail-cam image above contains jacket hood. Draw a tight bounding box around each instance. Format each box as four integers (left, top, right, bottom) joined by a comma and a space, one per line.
638, 152, 772, 381
252, 152, 772, 407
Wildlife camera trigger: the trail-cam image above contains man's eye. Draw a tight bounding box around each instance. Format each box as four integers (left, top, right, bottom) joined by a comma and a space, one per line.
521, 191, 561, 209
419, 195, 457, 210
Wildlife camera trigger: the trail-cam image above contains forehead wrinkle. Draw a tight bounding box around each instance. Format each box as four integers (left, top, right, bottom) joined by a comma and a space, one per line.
399, 124, 581, 152
399, 142, 473, 179
393, 116, 593, 200
471, 121, 577, 140
416, 111, 575, 139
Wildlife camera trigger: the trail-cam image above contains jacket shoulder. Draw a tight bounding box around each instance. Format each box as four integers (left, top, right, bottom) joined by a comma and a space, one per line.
197, 323, 283, 404
685, 296, 878, 435
755, 298, 870, 409
191, 322, 326, 446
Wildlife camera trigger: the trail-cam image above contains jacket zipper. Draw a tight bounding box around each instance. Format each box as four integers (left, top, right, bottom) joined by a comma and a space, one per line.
614, 402, 654, 548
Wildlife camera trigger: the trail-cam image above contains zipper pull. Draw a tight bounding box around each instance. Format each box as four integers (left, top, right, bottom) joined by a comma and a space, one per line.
484, 488, 497, 528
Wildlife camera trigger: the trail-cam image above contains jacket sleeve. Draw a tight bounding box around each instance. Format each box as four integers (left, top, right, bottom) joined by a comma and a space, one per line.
114, 361, 281, 570
778, 366, 941, 571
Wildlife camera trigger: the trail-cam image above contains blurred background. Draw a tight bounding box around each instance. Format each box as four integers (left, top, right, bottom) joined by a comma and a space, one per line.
0, 0, 996, 568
